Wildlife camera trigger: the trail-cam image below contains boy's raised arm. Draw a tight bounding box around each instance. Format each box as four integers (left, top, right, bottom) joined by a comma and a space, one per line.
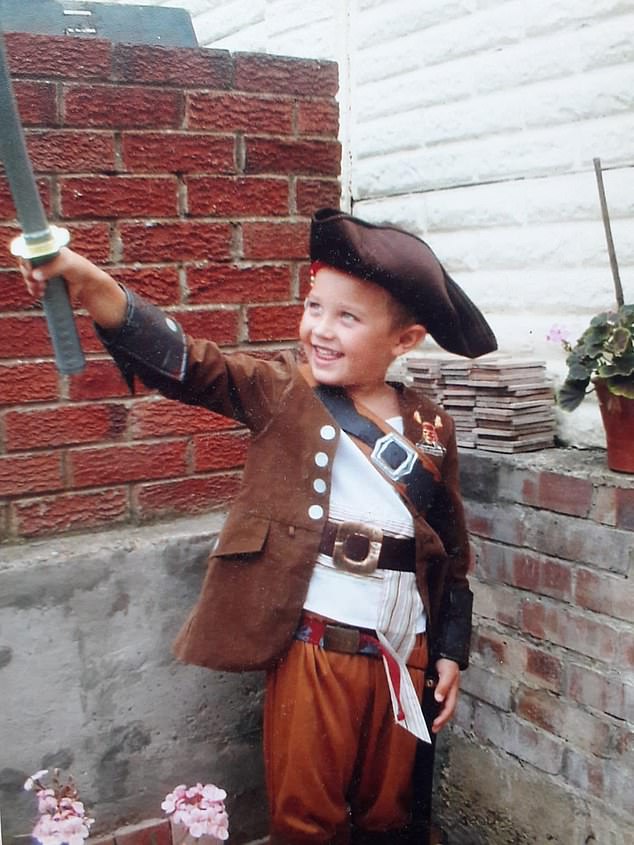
20, 247, 127, 330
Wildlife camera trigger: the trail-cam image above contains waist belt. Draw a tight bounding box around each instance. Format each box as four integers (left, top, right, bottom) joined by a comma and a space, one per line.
319, 519, 416, 574
295, 612, 382, 658
295, 612, 433, 736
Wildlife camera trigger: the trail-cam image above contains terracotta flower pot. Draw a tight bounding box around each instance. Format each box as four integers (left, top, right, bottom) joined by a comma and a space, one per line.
594, 379, 634, 473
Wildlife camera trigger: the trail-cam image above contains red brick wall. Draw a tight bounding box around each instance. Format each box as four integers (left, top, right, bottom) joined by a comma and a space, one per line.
442, 450, 634, 840
0, 33, 340, 542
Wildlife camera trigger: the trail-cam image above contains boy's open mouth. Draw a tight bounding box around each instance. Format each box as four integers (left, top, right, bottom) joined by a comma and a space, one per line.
312, 345, 343, 361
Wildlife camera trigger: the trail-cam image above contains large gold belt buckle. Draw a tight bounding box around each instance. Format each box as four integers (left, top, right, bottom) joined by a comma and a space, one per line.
332, 521, 382, 575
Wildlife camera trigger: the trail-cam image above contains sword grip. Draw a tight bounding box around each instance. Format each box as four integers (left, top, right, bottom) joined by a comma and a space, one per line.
41, 275, 86, 375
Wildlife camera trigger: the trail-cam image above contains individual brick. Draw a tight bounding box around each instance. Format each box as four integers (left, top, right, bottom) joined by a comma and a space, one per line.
245, 138, 341, 176
0, 362, 59, 405
511, 551, 573, 602
187, 263, 291, 304
0, 452, 63, 497
295, 178, 341, 215
13, 81, 58, 126
113, 44, 234, 88
566, 662, 628, 720
67, 359, 132, 401
13, 488, 128, 538
247, 304, 303, 342
60, 176, 178, 220
615, 487, 634, 530
297, 98, 340, 136
187, 92, 293, 134
63, 84, 182, 129
0, 270, 43, 311
119, 222, 232, 263
66, 223, 112, 262
134, 473, 241, 520
26, 131, 116, 174
525, 645, 563, 692
0, 177, 52, 222
575, 566, 633, 623
5, 32, 112, 80
516, 686, 612, 756
129, 398, 237, 439
242, 221, 309, 260
176, 308, 239, 345
193, 430, 250, 471
121, 133, 235, 175
473, 700, 564, 774
0, 315, 52, 359
521, 599, 620, 664
110, 266, 181, 307
186, 176, 289, 217
235, 54, 338, 98
69, 441, 188, 488
5, 403, 127, 451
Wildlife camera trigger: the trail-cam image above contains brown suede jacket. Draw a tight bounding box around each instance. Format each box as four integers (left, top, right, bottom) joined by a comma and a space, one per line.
99, 289, 474, 673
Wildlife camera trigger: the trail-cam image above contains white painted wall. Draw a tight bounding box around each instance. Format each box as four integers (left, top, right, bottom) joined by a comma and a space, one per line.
90, 1, 634, 448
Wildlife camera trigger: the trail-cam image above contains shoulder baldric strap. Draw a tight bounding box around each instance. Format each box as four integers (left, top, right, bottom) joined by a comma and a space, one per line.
314, 384, 439, 516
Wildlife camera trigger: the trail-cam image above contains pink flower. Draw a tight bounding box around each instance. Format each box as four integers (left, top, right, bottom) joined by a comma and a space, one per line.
24, 769, 94, 845
546, 324, 571, 344
163, 782, 229, 841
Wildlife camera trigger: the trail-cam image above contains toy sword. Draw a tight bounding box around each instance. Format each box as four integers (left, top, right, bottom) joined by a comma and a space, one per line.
0, 28, 85, 374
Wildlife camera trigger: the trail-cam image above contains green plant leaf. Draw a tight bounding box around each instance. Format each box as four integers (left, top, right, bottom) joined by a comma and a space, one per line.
607, 327, 632, 356
607, 375, 634, 399
558, 378, 589, 411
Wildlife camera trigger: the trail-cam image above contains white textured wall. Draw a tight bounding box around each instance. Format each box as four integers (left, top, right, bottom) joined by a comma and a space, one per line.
86, 2, 634, 447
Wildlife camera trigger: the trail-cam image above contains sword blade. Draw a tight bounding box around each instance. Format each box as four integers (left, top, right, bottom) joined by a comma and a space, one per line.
0, 29, 85, 374
0, 36, 48, 235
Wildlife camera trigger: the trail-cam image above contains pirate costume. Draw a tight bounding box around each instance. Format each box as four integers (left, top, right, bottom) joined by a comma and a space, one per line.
96, 209, 497, 845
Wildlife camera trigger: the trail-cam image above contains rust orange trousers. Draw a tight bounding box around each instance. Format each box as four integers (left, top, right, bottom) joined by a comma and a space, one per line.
264, 634, 428, 845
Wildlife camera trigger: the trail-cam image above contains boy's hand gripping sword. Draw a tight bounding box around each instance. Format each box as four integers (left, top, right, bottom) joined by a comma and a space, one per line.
0, 29, 85, 374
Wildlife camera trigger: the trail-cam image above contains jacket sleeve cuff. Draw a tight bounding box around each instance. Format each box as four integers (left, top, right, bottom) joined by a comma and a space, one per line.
95, 287, 187, 391
434, 587, 473, 670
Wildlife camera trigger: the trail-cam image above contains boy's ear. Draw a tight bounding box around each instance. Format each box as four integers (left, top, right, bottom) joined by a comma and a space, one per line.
393, 323, 427, 356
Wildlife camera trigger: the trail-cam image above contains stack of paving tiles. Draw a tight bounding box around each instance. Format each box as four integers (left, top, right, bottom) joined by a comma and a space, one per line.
405, 356, 556, 453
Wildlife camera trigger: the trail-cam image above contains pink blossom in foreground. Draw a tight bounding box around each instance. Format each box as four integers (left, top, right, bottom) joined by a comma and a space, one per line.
24, 769, 94, 845
163, 782, 229, 841
32, 806, 94, 845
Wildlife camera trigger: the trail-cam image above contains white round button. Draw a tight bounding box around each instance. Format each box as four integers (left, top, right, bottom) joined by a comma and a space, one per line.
308, 504, 324, 520
320, 425, 336, 441
315, 452, 329, 467
313, 478, 327, 494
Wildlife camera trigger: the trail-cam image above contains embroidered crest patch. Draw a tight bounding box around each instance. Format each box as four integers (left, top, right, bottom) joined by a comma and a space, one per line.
414, 411, 446, 457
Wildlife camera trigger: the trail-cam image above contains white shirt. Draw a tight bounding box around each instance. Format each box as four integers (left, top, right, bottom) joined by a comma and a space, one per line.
303, 417, 426, 635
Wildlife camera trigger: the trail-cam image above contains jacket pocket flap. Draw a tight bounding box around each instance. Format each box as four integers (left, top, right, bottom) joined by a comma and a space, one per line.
213, 513, 270, 558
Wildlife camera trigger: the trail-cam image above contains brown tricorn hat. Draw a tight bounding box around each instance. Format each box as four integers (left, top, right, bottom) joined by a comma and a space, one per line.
310, 208, 497, 358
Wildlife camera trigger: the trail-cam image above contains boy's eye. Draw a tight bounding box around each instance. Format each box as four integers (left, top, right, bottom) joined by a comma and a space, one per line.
341, 311, 358, 322
304, 298, 322, 314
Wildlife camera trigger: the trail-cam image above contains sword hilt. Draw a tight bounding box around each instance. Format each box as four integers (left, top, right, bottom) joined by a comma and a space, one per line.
10, 226, 86, 375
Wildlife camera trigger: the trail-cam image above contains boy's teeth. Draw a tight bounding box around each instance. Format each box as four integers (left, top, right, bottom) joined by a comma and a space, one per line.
315, 346, 339, 359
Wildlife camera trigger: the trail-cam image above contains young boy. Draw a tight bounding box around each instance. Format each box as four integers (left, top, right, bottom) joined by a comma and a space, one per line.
20, 208, 497, 845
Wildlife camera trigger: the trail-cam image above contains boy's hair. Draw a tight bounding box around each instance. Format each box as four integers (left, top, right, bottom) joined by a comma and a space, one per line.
386, 294, 419, 329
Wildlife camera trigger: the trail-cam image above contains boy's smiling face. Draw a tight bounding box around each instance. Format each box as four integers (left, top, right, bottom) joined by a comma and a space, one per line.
299, 266, 425, 393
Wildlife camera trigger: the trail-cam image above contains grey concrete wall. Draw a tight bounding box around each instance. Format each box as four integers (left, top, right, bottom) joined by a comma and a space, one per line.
3, 449, 633, 845
0, 514, 267, 845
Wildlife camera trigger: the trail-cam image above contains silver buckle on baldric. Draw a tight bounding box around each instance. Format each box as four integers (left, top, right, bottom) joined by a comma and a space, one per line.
370, 432, 418, 481
332, 521, 383, 575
